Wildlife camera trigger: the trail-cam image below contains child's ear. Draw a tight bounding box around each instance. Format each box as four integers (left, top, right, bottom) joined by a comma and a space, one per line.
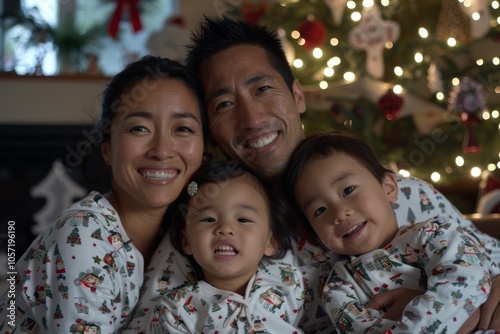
181, 231, 193, 255
264, 234, 279, 257
382, 173, 399, 203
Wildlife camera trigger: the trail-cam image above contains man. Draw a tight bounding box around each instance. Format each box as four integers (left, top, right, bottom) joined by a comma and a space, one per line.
185, 15, 500, 332
126, 16, 500, 333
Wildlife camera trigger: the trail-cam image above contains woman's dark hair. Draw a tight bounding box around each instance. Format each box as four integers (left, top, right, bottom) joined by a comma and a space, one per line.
167, 160, 292, 279
186, 15, 295, 93
284, 131, 394, 234
81, 55, 208, 189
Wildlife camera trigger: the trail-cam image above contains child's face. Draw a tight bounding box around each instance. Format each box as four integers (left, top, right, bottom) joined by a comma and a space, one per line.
182, 176, 276, 292
295, 152, 399, 256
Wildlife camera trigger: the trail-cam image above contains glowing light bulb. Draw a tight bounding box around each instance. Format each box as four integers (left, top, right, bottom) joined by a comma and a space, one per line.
399, 169, 410, 177
330, 38, 339, 46
477, 59, 484, 66
471, 167, 481, 177
351, 12, 362, 21
414, 53, 423, 63
362, 0, 375, 8
456, 156, 465, 166
452, 78, 460, 86
313, 48, 323, 58
436, 92, 445, 100
319, 81, 328, 89
419, 28, 429, 38
344, 72, 356, 81
488, 164, 496, 171
324, 67, 334, 77
393, 85, 403, 94
448, 38, 457, 46
394, 66, 403, 76
431, 172, 441, 182
293, 59, 303, 68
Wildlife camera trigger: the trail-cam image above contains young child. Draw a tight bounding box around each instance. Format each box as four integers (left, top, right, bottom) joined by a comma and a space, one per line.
146, 160, 306, 333
284, 131, 492, 334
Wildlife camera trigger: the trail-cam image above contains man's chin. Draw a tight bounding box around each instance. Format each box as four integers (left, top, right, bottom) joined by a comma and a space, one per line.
247, 159, 286, 181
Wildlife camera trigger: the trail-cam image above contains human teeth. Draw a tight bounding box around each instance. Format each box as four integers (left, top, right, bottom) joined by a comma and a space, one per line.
343, 222, 365, 237
142, 171, 176, 179
248, 132, 277, 149
214, 246, 237, 255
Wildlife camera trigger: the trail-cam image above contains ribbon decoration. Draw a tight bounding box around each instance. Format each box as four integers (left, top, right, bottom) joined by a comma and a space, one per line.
108, 0, 142, 39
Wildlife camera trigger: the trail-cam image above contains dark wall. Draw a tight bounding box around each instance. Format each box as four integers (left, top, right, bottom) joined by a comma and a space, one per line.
0, 124, 105, 263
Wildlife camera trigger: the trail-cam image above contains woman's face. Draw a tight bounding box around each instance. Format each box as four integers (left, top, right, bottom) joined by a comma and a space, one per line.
101, 79, 204, 213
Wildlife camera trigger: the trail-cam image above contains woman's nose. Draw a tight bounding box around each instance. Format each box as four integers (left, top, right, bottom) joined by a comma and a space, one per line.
147, 132, 173, 160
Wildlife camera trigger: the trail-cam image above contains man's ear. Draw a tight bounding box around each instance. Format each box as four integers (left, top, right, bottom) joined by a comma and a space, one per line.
181, 231, 193, 255
292, 79, 306, 115
264, 234, 278, 257
382, 173, 399, 203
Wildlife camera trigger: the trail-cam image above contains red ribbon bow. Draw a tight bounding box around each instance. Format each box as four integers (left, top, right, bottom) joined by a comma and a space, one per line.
108, 0, 142, 39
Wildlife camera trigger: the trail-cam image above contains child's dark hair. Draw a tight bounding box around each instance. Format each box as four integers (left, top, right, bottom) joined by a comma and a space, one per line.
284, 131, 394, 233
167, 160, 292, 279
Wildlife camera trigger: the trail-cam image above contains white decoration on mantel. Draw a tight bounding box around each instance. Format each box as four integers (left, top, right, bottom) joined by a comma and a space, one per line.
31, 160, 86, 235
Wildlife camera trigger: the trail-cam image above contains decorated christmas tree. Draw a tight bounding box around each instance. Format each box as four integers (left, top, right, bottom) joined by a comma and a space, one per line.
229, 0, 500, 211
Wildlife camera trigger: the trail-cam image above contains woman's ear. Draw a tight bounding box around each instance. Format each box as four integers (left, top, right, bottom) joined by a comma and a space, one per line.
181, 231, 192, 255
382, 173, 399, 203
101, 142, 110, 165
264, 234, 278, 257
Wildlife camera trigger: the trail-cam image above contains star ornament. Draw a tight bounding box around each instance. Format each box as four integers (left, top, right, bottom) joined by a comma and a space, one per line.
349, 5, 400, 78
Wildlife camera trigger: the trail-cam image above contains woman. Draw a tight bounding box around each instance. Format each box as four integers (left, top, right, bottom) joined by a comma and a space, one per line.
0, 56, 206, 333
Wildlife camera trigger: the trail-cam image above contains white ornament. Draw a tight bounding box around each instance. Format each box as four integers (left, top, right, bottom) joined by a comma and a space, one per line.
31, 160, 86, 235
458, 0, 491, 39
324, 0, 348, 25
278, 28, 295, 65
348, 6, 400, 78
427, 62, 443, 93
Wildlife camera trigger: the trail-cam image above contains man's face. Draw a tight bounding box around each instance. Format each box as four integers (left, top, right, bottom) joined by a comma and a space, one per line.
200, 45, 306, 180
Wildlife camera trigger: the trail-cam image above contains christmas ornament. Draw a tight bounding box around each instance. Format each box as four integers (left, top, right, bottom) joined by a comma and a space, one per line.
435, 0, 471, 45
240, 0, 269, 25
458, 0, 491, 40
329, 103, 342, 118
448, 77, 486, 153
427, 62, 443, 94
477, 172, 500, 214
378, 89, 403, 121
348, 5, 400, 78
277, 28, 295, 65
323, 0, 348, 25
297, 19, 327, 50
108, 0, 143, 39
